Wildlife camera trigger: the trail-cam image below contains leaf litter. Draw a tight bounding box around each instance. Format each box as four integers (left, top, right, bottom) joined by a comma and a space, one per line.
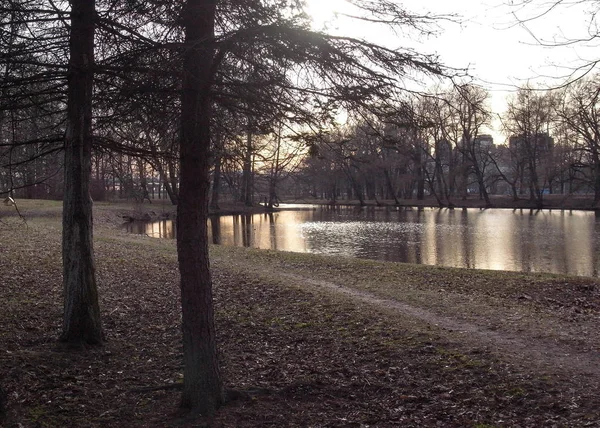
0, 202, 599, 427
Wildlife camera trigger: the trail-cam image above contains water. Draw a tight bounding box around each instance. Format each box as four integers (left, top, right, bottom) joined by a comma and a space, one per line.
125, 204, 600, 277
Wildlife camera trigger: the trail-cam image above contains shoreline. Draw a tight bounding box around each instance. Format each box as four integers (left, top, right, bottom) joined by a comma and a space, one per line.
287, 194, 600, 212
3, 196, 599, 226
107, 195, 600, 223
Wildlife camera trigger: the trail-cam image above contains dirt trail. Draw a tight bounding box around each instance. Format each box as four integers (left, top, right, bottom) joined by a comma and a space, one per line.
217, 253, 600, 388
279, 272, 599, 376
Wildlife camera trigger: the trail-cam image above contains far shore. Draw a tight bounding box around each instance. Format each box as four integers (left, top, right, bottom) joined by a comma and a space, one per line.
287, 194, 600, 212
3, 194, 599, 226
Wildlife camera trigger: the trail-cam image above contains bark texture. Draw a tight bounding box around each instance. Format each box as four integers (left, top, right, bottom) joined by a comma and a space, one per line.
177, 0, 223, 414
60, 0, 103, 345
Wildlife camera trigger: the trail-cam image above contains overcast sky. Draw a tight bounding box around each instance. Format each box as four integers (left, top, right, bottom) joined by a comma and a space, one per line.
306, 0, 597, 143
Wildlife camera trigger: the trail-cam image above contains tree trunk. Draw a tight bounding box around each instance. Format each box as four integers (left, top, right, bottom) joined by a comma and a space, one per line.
210, 132, 222, 210
60, 0, 103, 345
416, 166, 425, 201
138, 158, 151, 203
383, 168, 400, 205
594, 163, 600, 204
168, 159, 179, 203
268, 131, 282, 208
177, 0, 223, 414
154, 161, 178, 205
347, 173, 365, 206
0, 385, 6, 416
241, 127, 253, 206
472, 163, 492, 207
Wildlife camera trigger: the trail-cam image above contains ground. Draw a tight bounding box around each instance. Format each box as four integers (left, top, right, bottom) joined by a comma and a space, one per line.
1, 200, 600, 427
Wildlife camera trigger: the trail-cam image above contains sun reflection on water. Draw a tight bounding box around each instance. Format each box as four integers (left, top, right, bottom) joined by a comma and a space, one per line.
125, 206, 600, 277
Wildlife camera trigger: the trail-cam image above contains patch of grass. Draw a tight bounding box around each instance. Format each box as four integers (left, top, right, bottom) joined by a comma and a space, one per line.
293, 322, 311, 329
507, 387, 526, 397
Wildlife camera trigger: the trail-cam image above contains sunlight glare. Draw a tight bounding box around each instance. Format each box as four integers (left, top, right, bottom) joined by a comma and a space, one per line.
305, 0, 348, 29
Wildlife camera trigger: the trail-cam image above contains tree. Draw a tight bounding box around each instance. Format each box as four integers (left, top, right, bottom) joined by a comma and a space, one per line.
177, 0, 223, 412
419, 94, 462, 206
0, 385, 6, 419
503, 86, 557, 208
488, 144, 523, 201
0, 1, 67, 200
507, 0, 600, 81
450, 84, 493, 206
255, 122, 305, 208
60, 0, 103, 344
557, 74, 600, 203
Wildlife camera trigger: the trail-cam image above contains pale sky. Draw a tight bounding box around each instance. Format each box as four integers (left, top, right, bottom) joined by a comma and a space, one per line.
306, 0, 598, 144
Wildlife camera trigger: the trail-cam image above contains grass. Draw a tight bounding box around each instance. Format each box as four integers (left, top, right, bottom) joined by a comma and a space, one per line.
1, 200, 600, 427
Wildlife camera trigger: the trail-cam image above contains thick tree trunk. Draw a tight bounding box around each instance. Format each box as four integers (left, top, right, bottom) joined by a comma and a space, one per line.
0, 385, 6, 416
137, 158, 150, 202
60, 0, 103, 345
348, 175, 365, 206
528, 158, 544, 208
178, 0, 223, 414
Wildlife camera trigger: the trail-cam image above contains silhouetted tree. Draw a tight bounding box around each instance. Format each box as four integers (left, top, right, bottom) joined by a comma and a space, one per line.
558, 74, 600, 203
60, 0, 103, 344
504, 86, 558, 208
177, 0, 223, 413
450, 84, 493, 206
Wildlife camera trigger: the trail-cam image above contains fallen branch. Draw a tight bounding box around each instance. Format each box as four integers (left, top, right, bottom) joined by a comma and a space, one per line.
2, 197, 27, 227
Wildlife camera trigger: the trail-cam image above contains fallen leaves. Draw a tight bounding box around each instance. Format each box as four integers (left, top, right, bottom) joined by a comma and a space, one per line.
1, 203, 600, 427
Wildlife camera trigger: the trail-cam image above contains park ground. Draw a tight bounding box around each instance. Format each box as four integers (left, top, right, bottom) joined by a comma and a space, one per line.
1, 200, 600, 427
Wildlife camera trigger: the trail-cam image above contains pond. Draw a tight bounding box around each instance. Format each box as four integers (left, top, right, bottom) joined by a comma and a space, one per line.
125, 204, 600, 277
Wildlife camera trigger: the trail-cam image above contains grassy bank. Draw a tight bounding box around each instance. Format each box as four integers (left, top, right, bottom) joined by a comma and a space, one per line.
1, 201, 600, 427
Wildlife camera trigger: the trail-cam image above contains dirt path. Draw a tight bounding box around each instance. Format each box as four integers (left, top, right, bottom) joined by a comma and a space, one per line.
212, 248, 600, 394
279, 272, 600, 379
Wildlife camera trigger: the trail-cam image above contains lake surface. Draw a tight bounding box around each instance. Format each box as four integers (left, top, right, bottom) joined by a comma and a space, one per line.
125, 204, 600, 277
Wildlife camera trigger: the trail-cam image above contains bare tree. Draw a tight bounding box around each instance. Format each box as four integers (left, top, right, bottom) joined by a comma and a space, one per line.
418, 95, 456, 206
557, 74, 600, 203
507, 0, 600, 81
256, 122, 305, 208
450, 84, 494, 207
503, 85, 558, 208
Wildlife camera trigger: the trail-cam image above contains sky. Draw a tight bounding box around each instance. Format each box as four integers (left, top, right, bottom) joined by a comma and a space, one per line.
305, 0, 598, 144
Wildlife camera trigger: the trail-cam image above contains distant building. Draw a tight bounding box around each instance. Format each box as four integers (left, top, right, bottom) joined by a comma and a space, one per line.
474, 134, 494, 149
508, 132, 554, 157
434, 138, 453, 163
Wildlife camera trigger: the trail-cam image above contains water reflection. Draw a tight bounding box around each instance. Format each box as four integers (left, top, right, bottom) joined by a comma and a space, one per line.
124, 205, 600, 277
126, 219, 174, 239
